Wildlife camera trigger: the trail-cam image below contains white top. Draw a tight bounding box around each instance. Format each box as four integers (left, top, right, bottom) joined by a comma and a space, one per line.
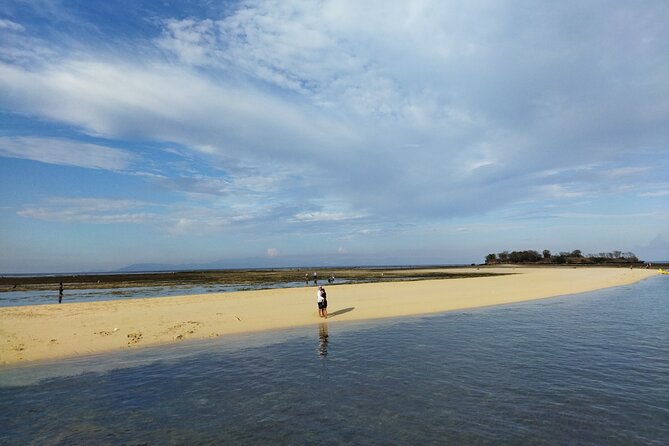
317, 288, 324, 303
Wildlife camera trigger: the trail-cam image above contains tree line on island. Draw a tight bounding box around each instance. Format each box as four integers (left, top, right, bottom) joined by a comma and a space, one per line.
485, 249, 640, 265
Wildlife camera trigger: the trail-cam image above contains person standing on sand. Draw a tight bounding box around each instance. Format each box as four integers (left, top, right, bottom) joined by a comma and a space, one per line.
317, 286, 327, 318
321, 287, 328, 319
58, 282, 63, 303
313, 272, 318, 284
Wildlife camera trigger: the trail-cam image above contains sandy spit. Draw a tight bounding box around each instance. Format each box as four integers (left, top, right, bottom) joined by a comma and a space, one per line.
0, 267, 656, 366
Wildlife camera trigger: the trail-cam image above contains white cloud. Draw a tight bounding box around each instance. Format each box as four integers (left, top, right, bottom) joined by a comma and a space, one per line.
18, 198, 156, 224
0, 58, 357, 178
0, 19, 24, 32
1, 0, 667, 224
267, 248, 278, 258
555, 211, 669, 220
638, 189, 669, 197
0, 136, 137, 170
292, 211, 365, 222
16, 196, 264, 234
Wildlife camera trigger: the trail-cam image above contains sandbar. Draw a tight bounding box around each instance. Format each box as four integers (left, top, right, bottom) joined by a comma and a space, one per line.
0, 267, 656, 365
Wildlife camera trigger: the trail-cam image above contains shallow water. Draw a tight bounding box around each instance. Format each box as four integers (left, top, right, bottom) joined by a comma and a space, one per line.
1, 277, 668, 445
0, 280, 342, 307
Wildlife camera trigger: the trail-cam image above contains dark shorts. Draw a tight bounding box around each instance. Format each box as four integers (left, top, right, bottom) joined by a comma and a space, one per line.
318, 301, 325, 309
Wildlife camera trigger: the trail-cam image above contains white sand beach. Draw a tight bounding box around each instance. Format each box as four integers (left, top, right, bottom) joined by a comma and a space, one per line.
0, 266, 656, 365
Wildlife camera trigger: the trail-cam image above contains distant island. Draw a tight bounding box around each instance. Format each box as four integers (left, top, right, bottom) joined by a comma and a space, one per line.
485, 250, 641, 265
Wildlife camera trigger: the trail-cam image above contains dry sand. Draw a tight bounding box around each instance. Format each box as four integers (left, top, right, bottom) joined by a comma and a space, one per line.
0, 267, 656, 365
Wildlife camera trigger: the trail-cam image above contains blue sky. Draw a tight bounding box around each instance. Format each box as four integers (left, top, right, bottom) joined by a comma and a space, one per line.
1, 0, 668, 273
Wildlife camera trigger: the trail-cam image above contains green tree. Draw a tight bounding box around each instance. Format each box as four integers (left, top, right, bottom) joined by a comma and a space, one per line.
623, 252, 638, 261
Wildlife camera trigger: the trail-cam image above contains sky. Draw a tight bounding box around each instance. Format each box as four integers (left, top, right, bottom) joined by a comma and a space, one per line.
1, 0, 668, 273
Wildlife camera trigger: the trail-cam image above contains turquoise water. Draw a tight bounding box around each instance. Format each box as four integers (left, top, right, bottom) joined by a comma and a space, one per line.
1, 277, 667, 444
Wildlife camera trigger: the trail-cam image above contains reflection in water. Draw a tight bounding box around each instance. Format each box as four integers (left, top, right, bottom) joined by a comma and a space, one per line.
318, 323, 329, 357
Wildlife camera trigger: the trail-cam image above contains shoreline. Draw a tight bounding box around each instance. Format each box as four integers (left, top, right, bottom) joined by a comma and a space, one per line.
0, 267, 656, 366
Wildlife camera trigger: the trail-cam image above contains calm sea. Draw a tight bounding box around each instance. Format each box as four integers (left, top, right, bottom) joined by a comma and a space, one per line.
1, 277, 667, 445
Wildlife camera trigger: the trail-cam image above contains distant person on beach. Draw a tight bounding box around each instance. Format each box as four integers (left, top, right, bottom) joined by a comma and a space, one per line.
58, 282, 63, 303
313, 272, 318, 284
305, 273, 309, 285
317, 286, 328, 318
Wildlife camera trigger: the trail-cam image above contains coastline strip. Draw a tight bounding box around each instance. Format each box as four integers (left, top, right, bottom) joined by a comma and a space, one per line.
0, 267, 655, 366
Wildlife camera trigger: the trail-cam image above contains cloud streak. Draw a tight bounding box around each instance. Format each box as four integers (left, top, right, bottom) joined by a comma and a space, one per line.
18, 198, 157, 224
0, 136, 137, 170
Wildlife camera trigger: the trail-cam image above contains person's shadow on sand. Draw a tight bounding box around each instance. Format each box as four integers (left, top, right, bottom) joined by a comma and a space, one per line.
328, 307, 355, 318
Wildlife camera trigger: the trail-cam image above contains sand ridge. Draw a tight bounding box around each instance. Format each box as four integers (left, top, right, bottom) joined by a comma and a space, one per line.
0, 267, 656, 366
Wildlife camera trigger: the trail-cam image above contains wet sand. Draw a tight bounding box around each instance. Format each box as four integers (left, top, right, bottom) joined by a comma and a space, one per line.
0, 267, 655, 365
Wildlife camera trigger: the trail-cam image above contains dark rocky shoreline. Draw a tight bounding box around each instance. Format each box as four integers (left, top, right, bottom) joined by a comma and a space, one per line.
0, 267, 500, 292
